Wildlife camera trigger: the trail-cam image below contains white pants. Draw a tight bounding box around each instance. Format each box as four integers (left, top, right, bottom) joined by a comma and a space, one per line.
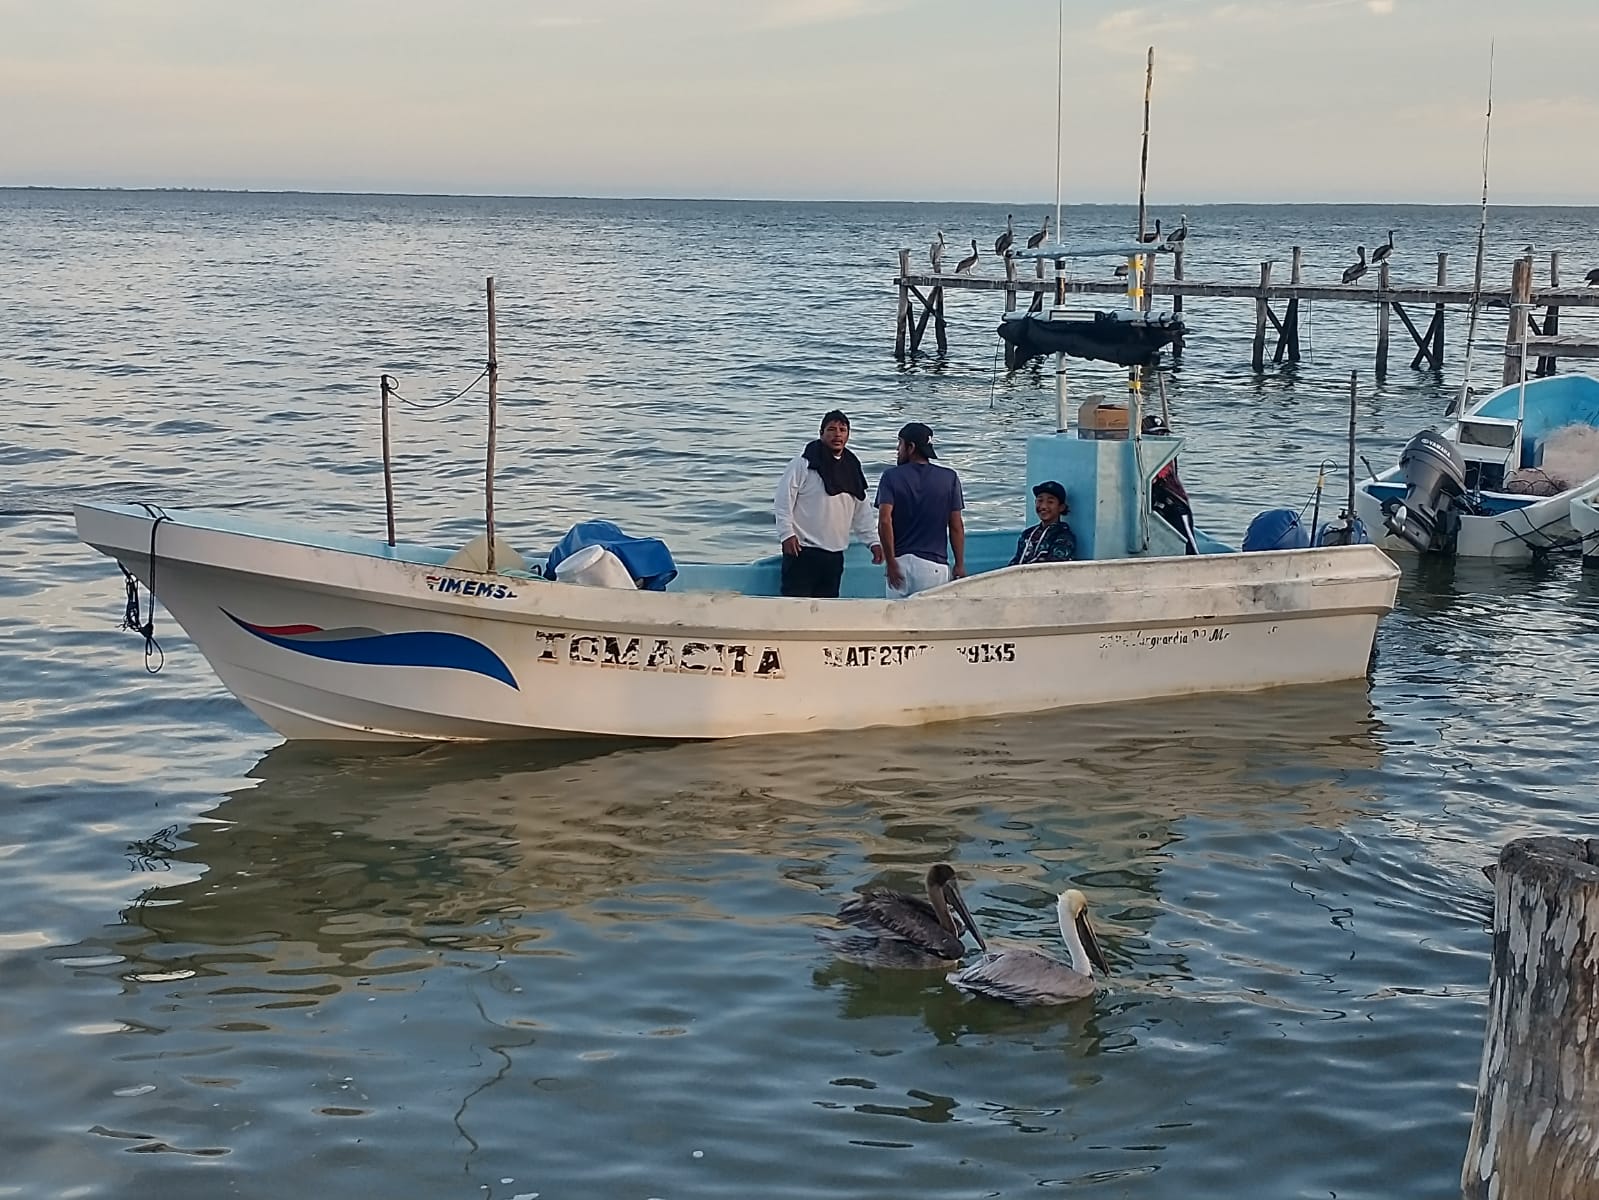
887, 554, 952, 599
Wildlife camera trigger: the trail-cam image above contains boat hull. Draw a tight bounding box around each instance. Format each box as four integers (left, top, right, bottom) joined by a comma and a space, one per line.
77, 504, 1399, 743
1354, 475, 1599, 562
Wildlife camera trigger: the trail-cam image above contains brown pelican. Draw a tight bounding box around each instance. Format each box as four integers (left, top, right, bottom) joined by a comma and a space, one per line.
1112, 262, 1129, 278
1372, 230, 1395, 265
930, 230, 946, 273
1139, 218, 1163, 244
1163, 215, 1189, 248
1342, 246, 1368, 285
1585, 267, 1599, 286
946, 889, 1109, 1005
831, 863, 987, 967
954, 239, 979, 275
994, 214, 1015, 257
1026, 215, 1051, 250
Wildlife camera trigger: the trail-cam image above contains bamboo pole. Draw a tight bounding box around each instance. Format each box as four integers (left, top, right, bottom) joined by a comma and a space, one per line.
485, 276, 499, 574
1136, 47, 1154, 242
1463, 836, 1599, 1199
380, 374, 396, 546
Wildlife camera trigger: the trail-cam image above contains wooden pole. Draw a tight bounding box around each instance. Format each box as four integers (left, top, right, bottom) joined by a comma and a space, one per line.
380, 374, 396, 546
1143, 250, 1158, 314
485, 276, 499, 574
1463, 836, 1599, 1199
1433, 252, 1448, 369
895, 249, 911, 360
1171, 245, 1185, 353
1502, 257, 1532, 386
1251, 260, 1271, 372
1376, 260, 1391, 378
1286, 246, 1303, 363
1136, 46, 1154, 242
933, 286, 947, 354
1004, 253, 1018, 315
1542, 251, 1562, 377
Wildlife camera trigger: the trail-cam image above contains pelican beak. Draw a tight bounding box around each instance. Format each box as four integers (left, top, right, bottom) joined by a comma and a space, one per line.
945, 882, 987, 953
1076, 910, 1110, 975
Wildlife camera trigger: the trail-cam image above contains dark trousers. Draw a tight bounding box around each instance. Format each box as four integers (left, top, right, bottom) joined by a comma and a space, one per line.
780, 546, 845, 598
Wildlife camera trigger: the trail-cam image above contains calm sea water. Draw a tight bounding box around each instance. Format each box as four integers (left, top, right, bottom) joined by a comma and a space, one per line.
3, 189, 1599, 1199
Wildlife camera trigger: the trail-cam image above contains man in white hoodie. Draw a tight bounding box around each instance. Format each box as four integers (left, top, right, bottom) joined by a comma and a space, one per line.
774, 410, 883, 598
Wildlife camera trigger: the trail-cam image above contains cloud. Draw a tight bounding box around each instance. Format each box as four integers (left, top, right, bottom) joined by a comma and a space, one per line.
1366, 0, 1395, 13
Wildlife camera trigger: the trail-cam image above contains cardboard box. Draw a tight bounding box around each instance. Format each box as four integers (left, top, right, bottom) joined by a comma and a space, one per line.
1077, 401, 1130, 440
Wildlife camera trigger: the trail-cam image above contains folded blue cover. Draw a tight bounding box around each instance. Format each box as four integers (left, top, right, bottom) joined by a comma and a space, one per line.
546, 520, 678, 590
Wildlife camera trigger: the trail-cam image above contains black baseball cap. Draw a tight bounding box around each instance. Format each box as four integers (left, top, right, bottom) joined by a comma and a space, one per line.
1033, 480, 1067, 504
898, 422, 937, 459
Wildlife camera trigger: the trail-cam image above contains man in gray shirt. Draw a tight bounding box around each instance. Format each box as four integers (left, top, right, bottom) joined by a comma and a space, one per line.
874, 422, 966, 598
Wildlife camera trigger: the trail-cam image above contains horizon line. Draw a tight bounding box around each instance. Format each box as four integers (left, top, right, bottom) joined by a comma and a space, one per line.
1, 184, 1593, 209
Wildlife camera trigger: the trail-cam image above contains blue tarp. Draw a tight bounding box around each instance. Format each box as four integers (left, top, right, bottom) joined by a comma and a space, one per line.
1242, 508, 1309, 552
546, 520, 678, 590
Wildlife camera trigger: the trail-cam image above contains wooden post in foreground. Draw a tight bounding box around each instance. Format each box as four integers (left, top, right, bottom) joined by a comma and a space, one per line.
1462, 836, 1599, 1199
485, 276, 499, 573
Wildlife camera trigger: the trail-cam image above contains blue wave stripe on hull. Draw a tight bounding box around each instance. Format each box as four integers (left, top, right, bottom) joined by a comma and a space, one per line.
225, 611, 519, 690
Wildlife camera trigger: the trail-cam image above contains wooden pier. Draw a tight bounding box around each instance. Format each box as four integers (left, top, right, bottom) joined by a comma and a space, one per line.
893, 247, 1599, 380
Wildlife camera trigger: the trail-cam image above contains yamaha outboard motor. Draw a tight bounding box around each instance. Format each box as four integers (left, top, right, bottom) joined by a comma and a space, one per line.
1382, 429, 1466, 554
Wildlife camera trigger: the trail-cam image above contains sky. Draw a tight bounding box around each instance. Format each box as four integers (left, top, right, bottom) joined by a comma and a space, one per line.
2, 0, 1596, 204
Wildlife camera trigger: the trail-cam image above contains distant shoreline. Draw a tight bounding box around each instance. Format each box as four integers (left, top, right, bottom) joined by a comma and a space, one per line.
0, 185, 1592, 208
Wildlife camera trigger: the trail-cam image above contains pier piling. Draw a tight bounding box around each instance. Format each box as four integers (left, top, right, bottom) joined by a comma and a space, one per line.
1376, 261, 1392, 378
1462, 836, 1599, 1200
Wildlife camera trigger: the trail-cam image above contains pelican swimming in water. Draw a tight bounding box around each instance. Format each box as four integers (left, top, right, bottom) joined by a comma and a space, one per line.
994, 213, 1015, 257
1026, 215, 1051, 250
831, 863, 987, 968
946, 888, 1109, 1005
930, 230, 947, 273
954, 239, 979, 275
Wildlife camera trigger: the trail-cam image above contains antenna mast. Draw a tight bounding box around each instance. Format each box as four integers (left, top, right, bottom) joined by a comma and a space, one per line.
1454, 41, 1494, 415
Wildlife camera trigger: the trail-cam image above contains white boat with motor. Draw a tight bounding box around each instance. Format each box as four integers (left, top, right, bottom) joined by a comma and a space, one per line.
1354, 373, 1599, 562
75, 267, 1398, 743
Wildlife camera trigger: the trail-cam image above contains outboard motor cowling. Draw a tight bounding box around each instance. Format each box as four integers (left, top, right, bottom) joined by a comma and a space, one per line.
1383, 429, 1466, 554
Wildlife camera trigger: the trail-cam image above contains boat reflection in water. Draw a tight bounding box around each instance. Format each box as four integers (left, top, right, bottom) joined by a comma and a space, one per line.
55, 683, 1406, 1195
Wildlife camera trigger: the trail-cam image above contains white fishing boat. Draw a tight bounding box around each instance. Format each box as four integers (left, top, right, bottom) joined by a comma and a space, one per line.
1354, 373, 1599, 562
74, 262, 1398, 743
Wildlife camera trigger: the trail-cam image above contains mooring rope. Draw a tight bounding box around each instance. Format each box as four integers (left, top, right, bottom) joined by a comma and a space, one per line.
387, 364, 491, 411
119, 503, 170, 673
